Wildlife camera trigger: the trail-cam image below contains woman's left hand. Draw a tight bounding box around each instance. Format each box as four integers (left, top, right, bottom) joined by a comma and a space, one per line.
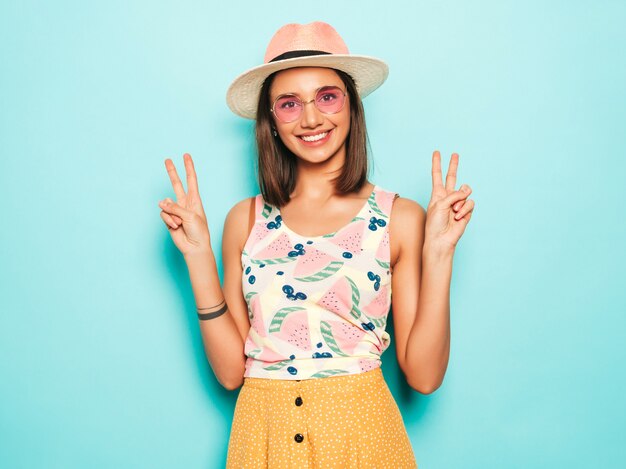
424, 150, 475, 252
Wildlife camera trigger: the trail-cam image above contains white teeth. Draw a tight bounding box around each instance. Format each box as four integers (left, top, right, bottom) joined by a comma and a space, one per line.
300, 131, 329, 142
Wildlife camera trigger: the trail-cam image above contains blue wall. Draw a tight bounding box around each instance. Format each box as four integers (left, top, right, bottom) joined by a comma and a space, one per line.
1, 1, 624, 467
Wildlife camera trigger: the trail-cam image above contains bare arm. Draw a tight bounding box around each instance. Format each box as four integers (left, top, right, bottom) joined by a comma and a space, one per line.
185, 197, 255, 391
390, 151, 474, 394
159, 154, 253, 391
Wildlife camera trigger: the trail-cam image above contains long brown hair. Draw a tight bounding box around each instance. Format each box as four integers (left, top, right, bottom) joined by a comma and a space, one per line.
255, 68, 371, 207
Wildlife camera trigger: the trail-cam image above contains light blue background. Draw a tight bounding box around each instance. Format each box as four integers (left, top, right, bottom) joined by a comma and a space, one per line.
1, 0, 624, 468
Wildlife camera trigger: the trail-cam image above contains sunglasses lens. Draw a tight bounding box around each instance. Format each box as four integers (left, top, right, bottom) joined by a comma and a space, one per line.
315, 86, 345, 113
274, 95, 302, 123
273, 87, 346, 123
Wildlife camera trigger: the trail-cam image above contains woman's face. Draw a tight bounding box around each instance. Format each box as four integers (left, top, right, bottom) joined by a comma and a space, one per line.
269, 67, 351, 166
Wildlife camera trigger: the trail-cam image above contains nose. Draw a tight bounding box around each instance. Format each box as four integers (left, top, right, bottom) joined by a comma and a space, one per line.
299, 99, 324, 128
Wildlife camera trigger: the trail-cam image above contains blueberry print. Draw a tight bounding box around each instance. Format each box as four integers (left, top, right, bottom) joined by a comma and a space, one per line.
367, 271, 381, 291
362, 322, 375, 331
368, 216, 387, 231
288, 243, 306, 257
267, 215, 282, 230
241, 187, 401, 383
282, 284, 307, 301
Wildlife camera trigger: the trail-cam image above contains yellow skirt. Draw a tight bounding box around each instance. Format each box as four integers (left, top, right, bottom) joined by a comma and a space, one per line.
226, 367, 417, 468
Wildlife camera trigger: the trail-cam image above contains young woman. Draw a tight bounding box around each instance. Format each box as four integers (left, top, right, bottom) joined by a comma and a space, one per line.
158, 21, 473, 468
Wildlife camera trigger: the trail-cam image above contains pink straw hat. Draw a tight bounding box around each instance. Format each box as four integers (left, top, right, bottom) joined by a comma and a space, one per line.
226, 21, 389, 119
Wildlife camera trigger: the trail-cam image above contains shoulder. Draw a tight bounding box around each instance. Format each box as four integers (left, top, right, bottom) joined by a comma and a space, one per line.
390, 196, 426, 221
226, 195, 257, 221
223, 196, 257, 251
375, 185, 426, 222
388, 196, 426, 257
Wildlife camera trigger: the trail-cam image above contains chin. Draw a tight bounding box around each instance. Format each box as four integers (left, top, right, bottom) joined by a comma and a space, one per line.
286, 135, 347, 164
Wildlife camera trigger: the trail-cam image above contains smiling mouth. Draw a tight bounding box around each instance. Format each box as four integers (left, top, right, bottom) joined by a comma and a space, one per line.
298, 130, 331, 142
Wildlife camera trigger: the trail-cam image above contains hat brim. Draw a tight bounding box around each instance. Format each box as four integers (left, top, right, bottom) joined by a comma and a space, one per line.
226, 54, 389, 119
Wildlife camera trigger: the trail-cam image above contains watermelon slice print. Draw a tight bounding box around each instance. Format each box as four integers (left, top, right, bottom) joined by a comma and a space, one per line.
252, 232, 298, 266
316, 276, 361, 320
293, 247, 344, 282
375, 229, 391, 269
320, 320, 366, 355
269, 307, 311, 350
362, 284, 391, 319
330, 219, 366, 254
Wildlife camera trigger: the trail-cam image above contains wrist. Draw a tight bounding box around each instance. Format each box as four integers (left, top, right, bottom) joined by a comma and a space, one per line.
184, 249, 215, 263
422, 239, 455, 261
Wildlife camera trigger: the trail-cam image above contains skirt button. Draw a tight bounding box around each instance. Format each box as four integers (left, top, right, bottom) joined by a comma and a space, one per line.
294, 433, 304, 443
295, 396, 303, 406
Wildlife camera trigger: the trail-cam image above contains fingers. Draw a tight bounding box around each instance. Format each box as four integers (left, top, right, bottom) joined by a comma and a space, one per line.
160, 210, 179, 229
440, 184, 472, 209
183, 153, 201, 196
445, 153, 459, 192
164, 158, 187, 201
431, 150, 443, 189
454, 198, 474, 221
158, 197, 190, 221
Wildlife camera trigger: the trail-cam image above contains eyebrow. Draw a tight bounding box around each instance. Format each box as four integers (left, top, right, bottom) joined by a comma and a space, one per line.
271, 85, 344, 100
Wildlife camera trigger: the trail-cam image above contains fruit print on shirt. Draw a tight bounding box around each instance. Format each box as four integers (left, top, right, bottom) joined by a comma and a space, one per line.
241, 185, 399, 380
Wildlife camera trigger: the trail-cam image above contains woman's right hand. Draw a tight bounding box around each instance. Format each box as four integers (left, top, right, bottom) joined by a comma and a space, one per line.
158, 153, 212, 258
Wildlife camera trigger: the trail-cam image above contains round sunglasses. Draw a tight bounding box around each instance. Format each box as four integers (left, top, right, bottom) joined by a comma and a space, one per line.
270, 85, 347, 123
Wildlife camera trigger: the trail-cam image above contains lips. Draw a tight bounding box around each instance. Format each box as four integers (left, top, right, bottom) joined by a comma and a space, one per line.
300, 131, 328, 142
297, 128, 334, 146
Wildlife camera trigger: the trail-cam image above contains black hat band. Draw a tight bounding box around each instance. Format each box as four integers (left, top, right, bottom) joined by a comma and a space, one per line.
269, 50, 332, 62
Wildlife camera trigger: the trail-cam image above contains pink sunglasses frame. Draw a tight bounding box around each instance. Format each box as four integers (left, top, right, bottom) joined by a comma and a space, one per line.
270, 85, 347, 123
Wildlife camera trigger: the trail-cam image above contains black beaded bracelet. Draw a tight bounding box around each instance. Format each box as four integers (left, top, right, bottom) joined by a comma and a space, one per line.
197, 302, 228, 321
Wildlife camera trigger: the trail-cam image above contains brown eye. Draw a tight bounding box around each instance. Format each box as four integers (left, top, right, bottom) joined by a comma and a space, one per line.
275, 95, 301, 112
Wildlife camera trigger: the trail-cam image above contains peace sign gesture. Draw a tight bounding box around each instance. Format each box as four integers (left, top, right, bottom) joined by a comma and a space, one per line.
424, 151, 475, 252
158, 153, 212, 258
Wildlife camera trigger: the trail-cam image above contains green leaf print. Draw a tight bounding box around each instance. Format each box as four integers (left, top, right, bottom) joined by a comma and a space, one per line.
310, 369, 350, 378
345, 276, 363, 320
245, 292, 257, 318
250, 256, 297, 266
369, 316, 387, 328
294, 261, 344, 282
268, 307, 306, 333
262, 203, 272, 219
263, 359, 292, 371
367, 192, 387, 218
320, 321, 350, 357
375, 259, 390, 269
